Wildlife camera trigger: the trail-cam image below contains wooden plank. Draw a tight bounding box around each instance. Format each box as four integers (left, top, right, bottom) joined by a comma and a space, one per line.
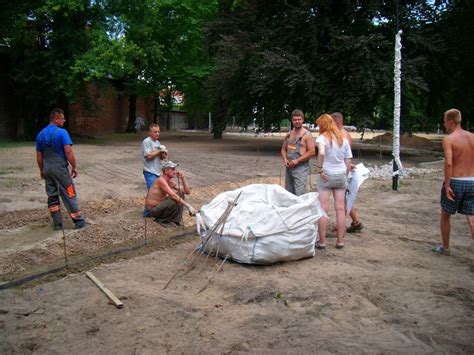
85, 271, 124, 309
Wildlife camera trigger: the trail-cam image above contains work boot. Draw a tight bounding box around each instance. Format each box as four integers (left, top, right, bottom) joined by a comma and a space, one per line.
74, 220, 86, 230
51, 211, 63, 231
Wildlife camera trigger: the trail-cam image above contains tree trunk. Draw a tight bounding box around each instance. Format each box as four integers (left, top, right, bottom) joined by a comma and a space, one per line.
164, 89, 172, 130
126, 94, 137, 132
16, 100, 25, 139
153, 94, 159, 124
58, 94, 69, 131
166, 110, 171, 130
212, 96, 229, 139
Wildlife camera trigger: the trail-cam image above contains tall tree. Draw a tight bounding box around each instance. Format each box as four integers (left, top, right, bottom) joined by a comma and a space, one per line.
436, 0, 474, 129
205, 0, 454, 137
2, 0, 103, 138
73, 0, 217, 132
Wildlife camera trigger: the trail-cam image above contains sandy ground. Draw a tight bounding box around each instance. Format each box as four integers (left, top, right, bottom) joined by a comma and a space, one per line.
0, 131, 472, 353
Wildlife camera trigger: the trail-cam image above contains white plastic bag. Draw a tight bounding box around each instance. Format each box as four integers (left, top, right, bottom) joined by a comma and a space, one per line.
346, 163, 369, 214
196, 184, 324, 264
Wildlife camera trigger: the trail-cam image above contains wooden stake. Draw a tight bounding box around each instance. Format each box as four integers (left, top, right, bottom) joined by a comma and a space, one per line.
197, 254, 228, 294
86, 271, 124, 309
177, 175, 185, 230
144, 216, 148, 245
162, 247, 198, 290
256, 145, 259, 176
163, 192, 242, 289
196, 191, 241, 258
308, 162, 312, 192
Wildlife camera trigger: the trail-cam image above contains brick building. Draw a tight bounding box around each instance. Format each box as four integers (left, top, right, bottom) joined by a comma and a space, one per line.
0, 72, 189, 138
67, 83, 189, 135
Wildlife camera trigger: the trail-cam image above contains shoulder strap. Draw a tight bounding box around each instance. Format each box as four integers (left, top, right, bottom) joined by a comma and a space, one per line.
284, 130, 292, 148
295, 129, 309, 144
48, 126, 60, 144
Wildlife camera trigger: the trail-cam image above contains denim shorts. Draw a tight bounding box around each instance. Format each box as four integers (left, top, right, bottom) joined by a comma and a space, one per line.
316, 173, 348, 191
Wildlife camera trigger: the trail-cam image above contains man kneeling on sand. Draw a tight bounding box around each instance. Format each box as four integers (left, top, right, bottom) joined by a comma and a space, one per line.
145, 161, 197, 227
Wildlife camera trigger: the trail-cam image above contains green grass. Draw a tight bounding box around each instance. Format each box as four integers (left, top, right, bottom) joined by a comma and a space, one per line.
275, 291, 289, 306
0, 141, 35, 149
0, 132, 146, 147
72, 132, 145, 145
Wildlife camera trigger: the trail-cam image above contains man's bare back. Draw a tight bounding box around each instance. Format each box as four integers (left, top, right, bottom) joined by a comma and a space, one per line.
444, 129, 474, 177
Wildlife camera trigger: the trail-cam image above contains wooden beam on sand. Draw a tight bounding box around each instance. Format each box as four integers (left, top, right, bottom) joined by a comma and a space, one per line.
85, 271, 124, 309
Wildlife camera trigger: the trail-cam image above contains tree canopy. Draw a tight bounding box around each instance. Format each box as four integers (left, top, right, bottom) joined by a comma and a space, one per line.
2, 0, 471, 139
204, 0, 468, 137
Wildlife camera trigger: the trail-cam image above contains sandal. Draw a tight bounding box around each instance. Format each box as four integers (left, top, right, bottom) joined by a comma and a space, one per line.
315, 242, 326, 250
347, 221, 364, 233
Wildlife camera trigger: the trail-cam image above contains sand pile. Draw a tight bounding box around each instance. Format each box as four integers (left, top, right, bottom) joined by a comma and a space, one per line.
370, 133, 440, 150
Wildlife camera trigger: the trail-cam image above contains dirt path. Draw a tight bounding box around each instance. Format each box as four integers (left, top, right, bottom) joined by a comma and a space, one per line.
0, 132, 472, 353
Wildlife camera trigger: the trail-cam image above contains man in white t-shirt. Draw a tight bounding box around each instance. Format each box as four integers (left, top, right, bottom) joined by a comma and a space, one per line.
141, 123, 163, 217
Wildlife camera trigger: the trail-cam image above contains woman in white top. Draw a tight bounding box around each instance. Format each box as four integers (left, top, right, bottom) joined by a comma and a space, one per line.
314, 114, 353, 249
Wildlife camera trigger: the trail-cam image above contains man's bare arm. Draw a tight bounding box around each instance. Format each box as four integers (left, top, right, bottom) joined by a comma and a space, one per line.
159, 179, 180, 203
159, 178, 197, 215
442, 137, 455, 201
281, 140, 289, 166
64, 145, 78, 178
296, 134, 315, 163
344, 130, 353, 146
176, 171, 191, 195
36, 151, 44, 179
145, 149, 161, 160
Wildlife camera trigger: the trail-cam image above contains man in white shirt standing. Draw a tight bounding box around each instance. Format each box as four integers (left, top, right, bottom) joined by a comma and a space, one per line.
141, 123, 162, 217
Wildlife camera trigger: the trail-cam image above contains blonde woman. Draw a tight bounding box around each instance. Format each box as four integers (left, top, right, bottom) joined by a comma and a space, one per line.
314, 114, 353, 249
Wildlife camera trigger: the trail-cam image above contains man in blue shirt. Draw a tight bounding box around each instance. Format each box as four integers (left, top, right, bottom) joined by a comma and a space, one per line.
36, 108, 86, 230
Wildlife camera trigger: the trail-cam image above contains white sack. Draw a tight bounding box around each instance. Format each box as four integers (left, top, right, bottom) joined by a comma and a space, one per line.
346, 163, 370, 214
196, 184, 324, 265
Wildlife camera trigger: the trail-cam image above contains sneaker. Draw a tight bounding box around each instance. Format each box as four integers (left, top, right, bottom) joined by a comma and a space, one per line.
432, 245, 451, 256
74, 221, 86, 230
53, 223, 63, 231
346, 221, 364, 233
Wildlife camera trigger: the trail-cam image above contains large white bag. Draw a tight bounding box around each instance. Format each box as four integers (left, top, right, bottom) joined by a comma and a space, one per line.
196, 184, 323, 264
